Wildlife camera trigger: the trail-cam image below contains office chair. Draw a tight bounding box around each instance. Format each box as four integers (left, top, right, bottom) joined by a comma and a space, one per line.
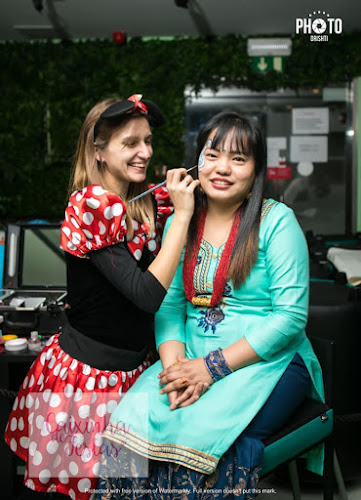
260, 336, 348, 500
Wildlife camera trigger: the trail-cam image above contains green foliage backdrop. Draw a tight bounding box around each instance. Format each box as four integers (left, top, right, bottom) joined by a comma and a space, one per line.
1, 33, 361, 218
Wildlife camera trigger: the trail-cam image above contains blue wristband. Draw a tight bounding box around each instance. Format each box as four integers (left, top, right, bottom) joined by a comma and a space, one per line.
203, 347, 232, 382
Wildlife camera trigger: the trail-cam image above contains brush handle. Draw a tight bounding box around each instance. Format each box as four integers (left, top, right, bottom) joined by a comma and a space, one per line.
128, 165, 197, 203
128, 180, 167, 203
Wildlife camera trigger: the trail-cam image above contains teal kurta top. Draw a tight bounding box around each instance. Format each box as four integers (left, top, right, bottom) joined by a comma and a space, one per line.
104, 200, 325, 475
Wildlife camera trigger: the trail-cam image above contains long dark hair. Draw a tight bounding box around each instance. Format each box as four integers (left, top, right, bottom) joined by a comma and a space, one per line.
188, 111, 267, 288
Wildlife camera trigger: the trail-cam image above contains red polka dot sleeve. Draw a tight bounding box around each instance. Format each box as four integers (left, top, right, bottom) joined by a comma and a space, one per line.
60, 185, 127, 258
150, 184, 174, 240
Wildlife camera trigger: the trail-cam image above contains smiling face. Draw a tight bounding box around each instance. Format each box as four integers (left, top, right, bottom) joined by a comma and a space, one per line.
198, 128, 256, 209
95, 116, 152, 197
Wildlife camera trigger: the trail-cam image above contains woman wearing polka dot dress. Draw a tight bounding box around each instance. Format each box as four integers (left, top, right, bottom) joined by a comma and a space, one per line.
4, 94, 199, 499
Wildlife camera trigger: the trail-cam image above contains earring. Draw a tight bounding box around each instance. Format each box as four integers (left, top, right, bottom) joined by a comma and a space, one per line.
246, 192, 252, 199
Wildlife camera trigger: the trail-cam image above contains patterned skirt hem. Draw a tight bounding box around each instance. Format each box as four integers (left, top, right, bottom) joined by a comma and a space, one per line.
103, 425, 218, 474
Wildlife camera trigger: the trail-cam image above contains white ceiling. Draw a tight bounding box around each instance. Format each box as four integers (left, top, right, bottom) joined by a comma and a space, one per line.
1, 0, 360, 41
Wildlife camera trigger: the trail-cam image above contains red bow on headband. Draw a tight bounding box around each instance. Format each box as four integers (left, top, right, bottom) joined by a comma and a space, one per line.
128, 94, 148, 115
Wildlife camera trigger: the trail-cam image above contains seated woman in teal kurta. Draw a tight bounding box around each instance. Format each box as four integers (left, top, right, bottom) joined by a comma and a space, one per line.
97, 112, 324, 499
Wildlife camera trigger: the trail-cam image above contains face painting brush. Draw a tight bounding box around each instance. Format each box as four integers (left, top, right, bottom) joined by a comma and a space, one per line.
128, 164, 198, 203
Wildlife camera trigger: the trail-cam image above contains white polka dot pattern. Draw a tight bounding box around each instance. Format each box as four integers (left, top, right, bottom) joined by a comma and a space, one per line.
53, 455, 62, 468
69, 461, 78, 476
33, 450, 43, 466
78, 478, 91, 492
92, 185, 107, 196
82, 212, 94, 225
59, 183, 173, 263
60, 185, 127, 258
83, 229, 93, 239
112, 203, 123, 216
70, 217, 79, 229
133, 249, 142, 261
46, 440, 59, 455
18, 417, 25, 430
10, 417, 17, 431
4, 333, 152, 500
78, 404, 90, 419
98, 220, 106, 235
98, 376, 107, 389
147, 239, 157, 252
85, 377, 95, 391
86, 197, 100, 209
72, 233, 81, 245
61, 226, 71, 237
39, 469, 51, 484
20, 436, 30, 449
59, 469, 69, 484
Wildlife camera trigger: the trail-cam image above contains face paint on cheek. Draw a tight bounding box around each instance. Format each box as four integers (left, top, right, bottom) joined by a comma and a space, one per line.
198, 138, 213, 172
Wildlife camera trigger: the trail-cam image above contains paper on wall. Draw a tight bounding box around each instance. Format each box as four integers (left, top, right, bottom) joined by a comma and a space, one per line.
292, 107, 329, 134
267, 137, 287, 166
290, 135, 328, 163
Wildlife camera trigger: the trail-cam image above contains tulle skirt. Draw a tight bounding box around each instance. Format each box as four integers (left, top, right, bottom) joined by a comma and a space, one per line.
4, 333, 152, 500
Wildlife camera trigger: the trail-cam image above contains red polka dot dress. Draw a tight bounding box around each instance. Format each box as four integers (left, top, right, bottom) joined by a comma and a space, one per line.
4, 184, 173, 500
61, 184, 171, 260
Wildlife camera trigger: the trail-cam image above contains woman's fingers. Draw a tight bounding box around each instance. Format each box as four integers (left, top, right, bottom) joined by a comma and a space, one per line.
165, 168, 199, 217
170, 385, 196, 409
178, 383, 204, 408
168, 389, 181, 410
158, 359, 187, 383
166, 168, 199, 191
186, 178, 200, 193
160, 376, 189, 394
166, 168, 187, 185
158, 367, 180, 385
158, 356, 188, 379
158, 368, 188, 387
166, 382, 210, 410
180, 174, 194, 186
175, 383, 200, 406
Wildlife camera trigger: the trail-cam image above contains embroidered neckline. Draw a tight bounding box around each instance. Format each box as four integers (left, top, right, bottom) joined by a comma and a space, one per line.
184, 199, 278, 307
183, 210, 241, 308
193, 240, 225, 296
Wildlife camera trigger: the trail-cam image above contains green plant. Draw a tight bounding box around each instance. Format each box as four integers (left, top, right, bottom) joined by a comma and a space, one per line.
1, 33, 360, 218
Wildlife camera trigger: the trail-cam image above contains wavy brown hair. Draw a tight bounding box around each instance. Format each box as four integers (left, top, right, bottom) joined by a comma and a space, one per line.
188, 112, 267, 288
69, 98, 155, 239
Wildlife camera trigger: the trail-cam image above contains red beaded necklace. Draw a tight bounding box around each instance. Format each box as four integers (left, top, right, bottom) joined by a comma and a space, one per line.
183, 210, 241, 307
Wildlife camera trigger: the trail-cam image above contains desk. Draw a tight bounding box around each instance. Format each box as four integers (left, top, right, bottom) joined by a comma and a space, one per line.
0, 351, 38, 498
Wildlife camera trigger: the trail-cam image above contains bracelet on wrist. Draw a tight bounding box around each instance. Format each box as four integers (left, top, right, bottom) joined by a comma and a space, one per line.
203, 347, 232, 383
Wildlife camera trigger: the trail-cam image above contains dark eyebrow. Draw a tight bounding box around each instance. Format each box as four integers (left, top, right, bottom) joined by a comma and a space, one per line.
231, 151, 248, 156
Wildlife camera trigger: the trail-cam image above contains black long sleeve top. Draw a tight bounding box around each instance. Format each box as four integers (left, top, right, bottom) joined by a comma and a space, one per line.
59, 241, 166, 371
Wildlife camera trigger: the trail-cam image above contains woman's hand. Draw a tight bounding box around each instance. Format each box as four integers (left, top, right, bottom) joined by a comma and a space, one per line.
167, 389, 182, 411
166, 383, 209, 410
158, 355, 213, 395
147, 171, 198, 290
166, 168, 199, 220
